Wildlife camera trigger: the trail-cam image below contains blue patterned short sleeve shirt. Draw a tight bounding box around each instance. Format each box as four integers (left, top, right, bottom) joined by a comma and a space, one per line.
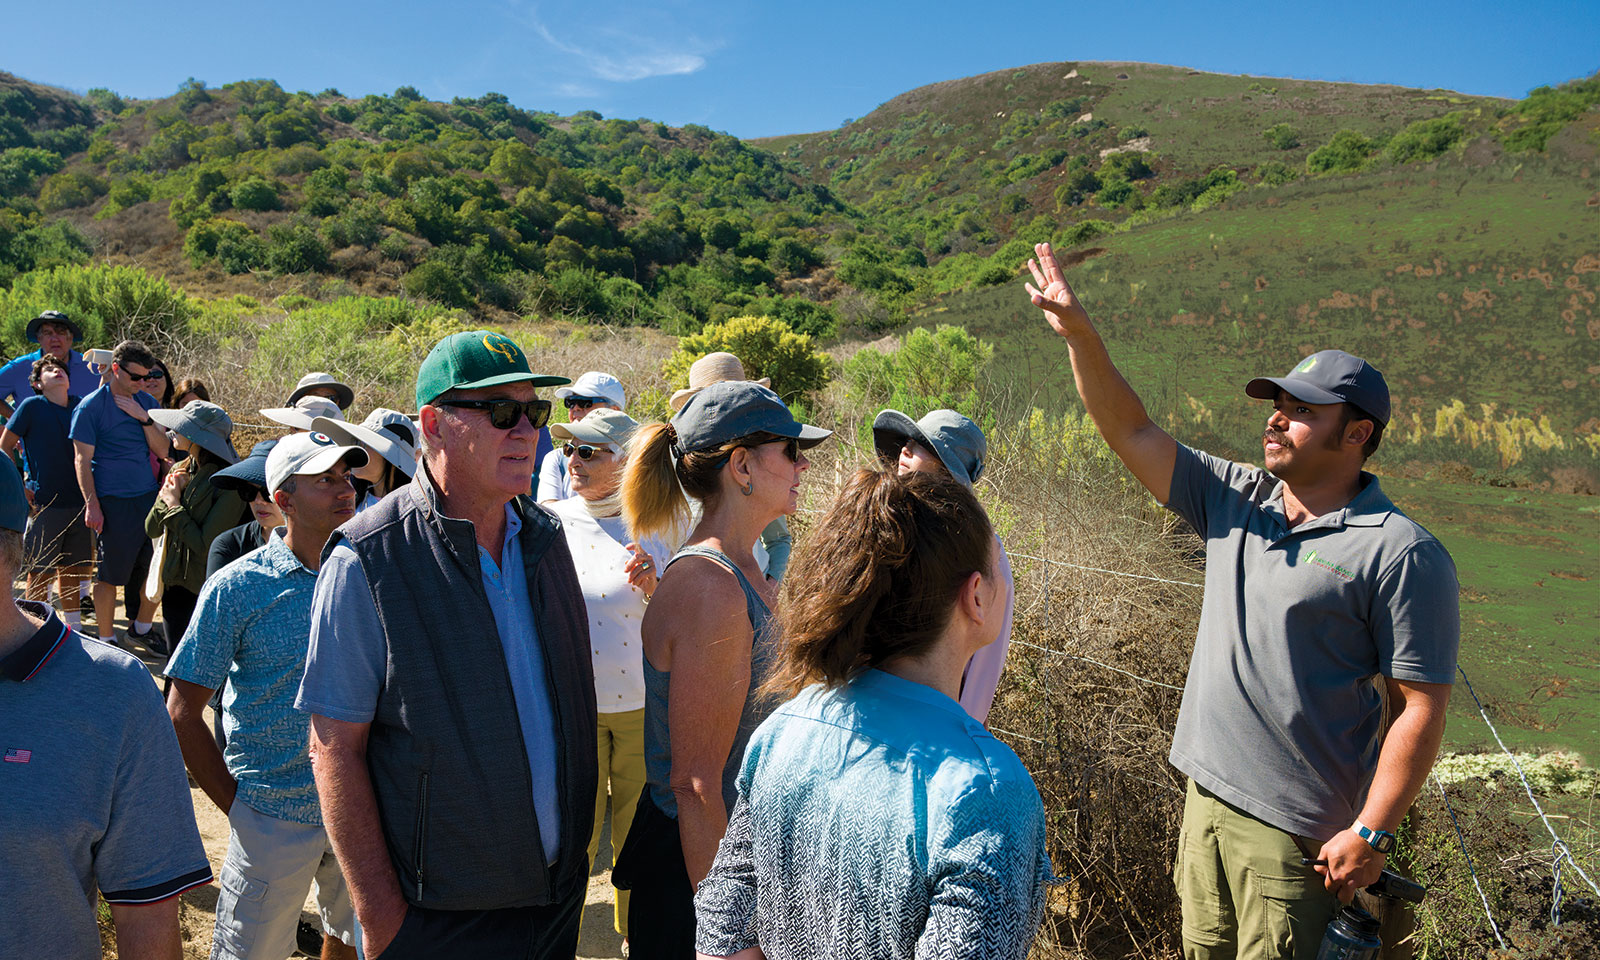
695, 668, 1053, 959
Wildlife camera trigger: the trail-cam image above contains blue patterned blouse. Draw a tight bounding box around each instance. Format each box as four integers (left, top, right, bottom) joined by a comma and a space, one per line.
694, 668, 1053, 959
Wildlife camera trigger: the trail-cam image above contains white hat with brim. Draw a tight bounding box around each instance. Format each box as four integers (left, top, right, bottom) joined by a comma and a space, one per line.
669, 351, 770, 412
260, 396, 344, 432
553, 371, 627, 409
312, 408, 419, 478
288, 372, 355, 410
265, 431, 370, 497
549, 408, 639, 448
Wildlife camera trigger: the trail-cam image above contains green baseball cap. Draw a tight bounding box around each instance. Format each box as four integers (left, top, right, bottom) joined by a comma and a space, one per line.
414, 330, 570, 410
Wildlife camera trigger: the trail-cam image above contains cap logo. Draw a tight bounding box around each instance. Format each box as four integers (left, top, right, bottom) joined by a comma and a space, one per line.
1295, 356, 1318, 373
309, 432, 335, 446
483, 333, 520, 365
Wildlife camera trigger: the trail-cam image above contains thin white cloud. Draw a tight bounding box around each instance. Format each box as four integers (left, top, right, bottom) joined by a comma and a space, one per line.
520, 5, 709, 83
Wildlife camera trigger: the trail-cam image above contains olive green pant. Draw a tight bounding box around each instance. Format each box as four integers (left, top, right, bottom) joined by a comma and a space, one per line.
1174, 779, 1339, 960
587, 707, 646, 937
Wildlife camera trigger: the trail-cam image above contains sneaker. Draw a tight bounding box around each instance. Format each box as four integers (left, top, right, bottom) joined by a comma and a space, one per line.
122, 623, 167, 656
79, 594, 94, 615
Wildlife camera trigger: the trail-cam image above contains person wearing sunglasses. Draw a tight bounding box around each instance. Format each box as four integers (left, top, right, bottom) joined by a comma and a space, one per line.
298, 330, 599, 960
537, 371, 626, 504
614, 381, 830, 959
872, 408, 1015, 726
68, 340, 172, 648
546, 408, 669, 952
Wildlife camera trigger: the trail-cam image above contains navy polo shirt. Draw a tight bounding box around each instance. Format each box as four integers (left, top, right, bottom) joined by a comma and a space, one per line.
0, 602, 213, 959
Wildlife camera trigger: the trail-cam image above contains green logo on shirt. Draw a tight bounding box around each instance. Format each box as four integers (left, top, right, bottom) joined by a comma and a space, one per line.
1302, 549, 1355, 581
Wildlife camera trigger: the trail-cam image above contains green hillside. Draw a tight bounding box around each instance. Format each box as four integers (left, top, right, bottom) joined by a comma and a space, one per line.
2, 61, 1598, 482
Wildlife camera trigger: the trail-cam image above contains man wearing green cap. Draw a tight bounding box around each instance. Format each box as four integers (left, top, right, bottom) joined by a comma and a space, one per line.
298, 330, 597, 959
1022, 243, 1457, 959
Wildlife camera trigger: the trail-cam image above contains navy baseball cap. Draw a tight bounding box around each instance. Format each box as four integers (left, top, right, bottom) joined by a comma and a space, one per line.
1245, 350, 1390, 426
0, 456, 27, 533
671, 381, 831, 456
212, 439, 279, 495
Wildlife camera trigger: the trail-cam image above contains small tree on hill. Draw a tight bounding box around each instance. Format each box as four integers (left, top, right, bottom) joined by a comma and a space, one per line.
1262, 122, 1301, 150
663, 315, 831, 403
1306, 129, 1375, 174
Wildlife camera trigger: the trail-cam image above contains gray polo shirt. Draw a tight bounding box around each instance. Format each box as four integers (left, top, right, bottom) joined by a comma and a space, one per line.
0, 603, 213, 960
1165, 445, 1459, 841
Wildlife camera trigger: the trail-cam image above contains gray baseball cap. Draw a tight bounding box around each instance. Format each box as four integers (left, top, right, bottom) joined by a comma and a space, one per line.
551, 408, 639, 448
873, 408, 987, 487
672, 381, 830, 456
1245, 350, 1391, 425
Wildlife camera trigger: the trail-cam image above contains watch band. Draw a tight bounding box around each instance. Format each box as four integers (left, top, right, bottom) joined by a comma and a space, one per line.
1352, 819, 1396, 854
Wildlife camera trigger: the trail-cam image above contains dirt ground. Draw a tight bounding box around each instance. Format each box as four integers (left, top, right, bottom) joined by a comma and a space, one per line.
100, 631, 626, 960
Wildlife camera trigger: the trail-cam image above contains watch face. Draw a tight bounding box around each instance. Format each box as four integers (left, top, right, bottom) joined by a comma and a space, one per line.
1376, 834, 1396, 853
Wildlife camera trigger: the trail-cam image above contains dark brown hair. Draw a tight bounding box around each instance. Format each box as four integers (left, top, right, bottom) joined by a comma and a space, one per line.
172, 378, 210, 406
28, 355, 68, 391
765, 468, 994, 697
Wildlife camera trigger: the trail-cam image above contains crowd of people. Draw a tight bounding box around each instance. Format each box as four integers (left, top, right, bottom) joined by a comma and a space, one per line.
2, 241, 1459, 960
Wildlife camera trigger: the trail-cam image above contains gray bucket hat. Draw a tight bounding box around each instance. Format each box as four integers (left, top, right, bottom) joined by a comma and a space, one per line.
149, 400, 240, 464
872, 408, 987, 487
672, 381, 830, 456
288, 372, 355, 410
312, 408, 419, 479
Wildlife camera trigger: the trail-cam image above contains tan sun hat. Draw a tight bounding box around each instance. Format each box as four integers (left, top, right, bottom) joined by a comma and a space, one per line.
668, 352, 772, 412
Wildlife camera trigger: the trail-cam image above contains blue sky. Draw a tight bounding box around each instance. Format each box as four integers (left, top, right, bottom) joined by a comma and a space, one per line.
5, 1, 1597, 138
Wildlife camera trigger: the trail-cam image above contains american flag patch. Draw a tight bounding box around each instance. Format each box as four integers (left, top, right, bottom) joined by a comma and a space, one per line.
4, 748, 31, 763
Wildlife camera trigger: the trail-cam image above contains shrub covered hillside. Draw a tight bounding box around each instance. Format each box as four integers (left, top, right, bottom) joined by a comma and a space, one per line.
1, 63, 1598, 483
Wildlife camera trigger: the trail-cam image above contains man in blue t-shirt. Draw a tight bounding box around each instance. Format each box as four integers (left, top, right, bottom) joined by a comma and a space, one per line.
2, 356, 89, 629
69, 340, 169, 646
0, 310, 101, 420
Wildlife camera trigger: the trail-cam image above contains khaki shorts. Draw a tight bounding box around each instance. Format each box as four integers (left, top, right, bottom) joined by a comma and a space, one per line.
1173, 779, 1338, 960
212, 800, 358, 960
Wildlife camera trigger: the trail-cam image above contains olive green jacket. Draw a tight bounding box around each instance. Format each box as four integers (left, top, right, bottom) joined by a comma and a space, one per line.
145, 461, 246, 594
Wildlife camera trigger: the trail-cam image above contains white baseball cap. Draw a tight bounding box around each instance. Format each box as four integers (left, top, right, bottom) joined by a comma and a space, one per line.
553, 371, 625, 409
265, 431, 369, 496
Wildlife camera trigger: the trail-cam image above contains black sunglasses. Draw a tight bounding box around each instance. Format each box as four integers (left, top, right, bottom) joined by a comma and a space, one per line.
712, 435, 799, 468
123, 366, 166, 383
438, 398, 552, 430
562, 396, 606, 410
562, 442, 609, 461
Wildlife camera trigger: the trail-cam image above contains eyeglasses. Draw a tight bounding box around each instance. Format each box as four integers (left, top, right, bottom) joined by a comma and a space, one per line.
562, 396, 606, 410
562, 442, 610, 461
123, 366, 166, 383
437, 398, 552, 430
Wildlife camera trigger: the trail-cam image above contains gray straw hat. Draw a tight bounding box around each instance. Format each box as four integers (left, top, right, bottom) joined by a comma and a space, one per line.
672, 381, 830, 455
149, 400, 240, 464
872, 408, 987, 487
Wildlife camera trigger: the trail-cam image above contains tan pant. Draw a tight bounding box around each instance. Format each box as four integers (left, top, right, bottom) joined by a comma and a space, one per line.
1174, 779, 1339, 960
588, 707, 646, 937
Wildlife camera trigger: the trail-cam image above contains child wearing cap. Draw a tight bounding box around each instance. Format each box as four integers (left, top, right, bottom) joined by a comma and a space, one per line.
873, 408, 1015, 725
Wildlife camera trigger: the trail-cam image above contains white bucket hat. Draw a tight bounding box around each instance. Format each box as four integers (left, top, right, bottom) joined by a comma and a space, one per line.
288, 372, 355, 410
260, 396, 344, 432
668, 352, 771, 412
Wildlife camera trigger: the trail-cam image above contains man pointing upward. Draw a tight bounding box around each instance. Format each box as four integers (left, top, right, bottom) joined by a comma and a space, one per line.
1022, 242, 1458, 959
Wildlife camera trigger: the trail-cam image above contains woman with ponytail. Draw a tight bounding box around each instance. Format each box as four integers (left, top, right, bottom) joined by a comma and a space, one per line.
615, 381, 830, 959
693, 469, 1052, 960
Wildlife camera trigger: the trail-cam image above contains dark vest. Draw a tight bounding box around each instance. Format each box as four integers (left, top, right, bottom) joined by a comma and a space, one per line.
333, 469, 597, 911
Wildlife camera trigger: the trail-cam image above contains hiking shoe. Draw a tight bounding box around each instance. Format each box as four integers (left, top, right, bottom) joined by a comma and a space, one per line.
122, 623, 167, 656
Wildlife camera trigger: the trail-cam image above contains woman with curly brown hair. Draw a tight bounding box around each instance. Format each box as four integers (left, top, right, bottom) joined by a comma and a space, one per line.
694, 468, 1052, 960
614, 381, 830, 959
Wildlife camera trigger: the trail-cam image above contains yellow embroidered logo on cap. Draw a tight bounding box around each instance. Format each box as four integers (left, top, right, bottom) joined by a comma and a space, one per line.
483, 333, 519, 364
1295, 356, 1318, 373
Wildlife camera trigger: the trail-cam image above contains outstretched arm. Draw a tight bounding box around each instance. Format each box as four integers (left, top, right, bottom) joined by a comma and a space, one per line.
1025, 242, 1177, 503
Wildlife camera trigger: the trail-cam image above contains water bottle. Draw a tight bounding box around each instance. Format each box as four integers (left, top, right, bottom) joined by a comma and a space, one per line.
1316, 904, 1382, 960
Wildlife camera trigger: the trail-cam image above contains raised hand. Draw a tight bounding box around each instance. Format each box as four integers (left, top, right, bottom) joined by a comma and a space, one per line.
1024, 242, 1092, 336
625, 542, 658, 598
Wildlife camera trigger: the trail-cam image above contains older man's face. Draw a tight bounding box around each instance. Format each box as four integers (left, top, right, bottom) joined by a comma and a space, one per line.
36, 323, 73, 360
431, 382, 541, 500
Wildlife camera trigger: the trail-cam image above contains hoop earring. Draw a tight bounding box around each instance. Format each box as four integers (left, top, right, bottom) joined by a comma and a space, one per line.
740, 479, 753, 497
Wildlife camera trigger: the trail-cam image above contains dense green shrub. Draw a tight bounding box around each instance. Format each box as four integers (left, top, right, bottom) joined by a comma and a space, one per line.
1255, 160, 1299, 185
264, 221, 329, 273
1499, 74, 1600, 152
403, 261, 473, 308
1054, 167, 1102, 208
38, 170, 107, 211
182, 218, 254, 267
1262, 122, 1301, 150
1060, 219, 1115, 246
1100, 151, 1153, 181
1386, 114, 1465, 164
0, 217, 92, 287
229, 176, 280, 211
840, 324, 992, 420
662, 315, 831, 402
0, 263, 195, 353
0, 147, 65, 194
1306, 129, 1376, 174
1095, 179, 1139, 208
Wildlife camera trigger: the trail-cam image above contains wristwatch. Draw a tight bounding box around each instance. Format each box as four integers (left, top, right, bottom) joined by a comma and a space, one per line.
1352, 819, 1396, 854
